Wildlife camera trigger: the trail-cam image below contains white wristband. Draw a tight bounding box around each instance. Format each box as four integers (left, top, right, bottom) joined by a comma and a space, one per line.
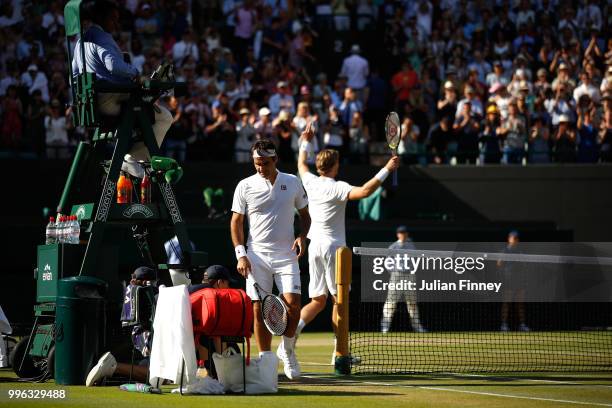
235, 245, 247, 260
375, 167, 390, 182
299, 140, 312, 152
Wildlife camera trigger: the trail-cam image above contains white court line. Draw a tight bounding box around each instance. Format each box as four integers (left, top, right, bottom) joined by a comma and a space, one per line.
302, 368, 612, 386
413, 385, 612, 407
301, 375, 612, 407
443, 372, 576, 384
301, 361, 333, 366
441, 372, 612, 389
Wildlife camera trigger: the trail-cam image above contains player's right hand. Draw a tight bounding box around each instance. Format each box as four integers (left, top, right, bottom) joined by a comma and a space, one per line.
385, 156, 400, 171
237, 256, 251, 277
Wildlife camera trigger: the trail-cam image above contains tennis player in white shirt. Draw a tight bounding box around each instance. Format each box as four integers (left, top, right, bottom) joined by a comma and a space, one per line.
294, 121, 399, 358
230, 139, 311, 380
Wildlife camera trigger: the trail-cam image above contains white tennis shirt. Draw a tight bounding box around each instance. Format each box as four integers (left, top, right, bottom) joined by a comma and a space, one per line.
232, 170, 308, 253
301, 172, 353, 246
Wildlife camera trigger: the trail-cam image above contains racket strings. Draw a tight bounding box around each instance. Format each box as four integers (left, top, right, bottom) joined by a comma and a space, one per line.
385, 112, 401, 149
262, 296, 288, 335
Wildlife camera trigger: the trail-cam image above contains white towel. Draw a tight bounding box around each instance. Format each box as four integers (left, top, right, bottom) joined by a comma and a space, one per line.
148, 285, 197, 386
171, 376, 225, 394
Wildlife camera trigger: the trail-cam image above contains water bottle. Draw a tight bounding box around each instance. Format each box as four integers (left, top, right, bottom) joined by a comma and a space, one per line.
67, 216, 73, 244
45, 216, 56, 244
55, 216, 62, 244
62, 216, 69, 244
56, 216, 64, 244
67, 216, 79, 244
72, 216, 81, 244
119, 383, 161, 394
59, 215, 68, 244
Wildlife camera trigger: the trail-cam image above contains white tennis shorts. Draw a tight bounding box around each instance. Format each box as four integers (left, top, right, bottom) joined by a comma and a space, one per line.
307, 240, 341, 298
246, 250, 301, 300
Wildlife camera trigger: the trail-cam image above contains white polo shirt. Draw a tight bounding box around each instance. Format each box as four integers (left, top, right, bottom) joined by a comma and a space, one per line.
232, 170, 308, 253
301, 171, 353, 247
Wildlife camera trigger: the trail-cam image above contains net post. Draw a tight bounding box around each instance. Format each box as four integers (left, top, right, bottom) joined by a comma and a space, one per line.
334, 246, 352, 375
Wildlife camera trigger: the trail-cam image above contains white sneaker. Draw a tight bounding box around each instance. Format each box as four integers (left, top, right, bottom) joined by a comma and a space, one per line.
500, 322, 509, 332
413, 326, 428, 333
86, 352, 117, 386
519, 323, 531, 332
276, 342, 300, 380
121, 154, 145, 179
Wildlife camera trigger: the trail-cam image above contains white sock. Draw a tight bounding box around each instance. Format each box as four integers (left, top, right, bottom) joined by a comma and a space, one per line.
282, 335, 294, 352
296, 319, 306, 336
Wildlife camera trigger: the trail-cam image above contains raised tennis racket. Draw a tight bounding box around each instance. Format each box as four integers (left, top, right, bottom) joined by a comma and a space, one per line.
252, 281, 288, 336
385, 111, 401, 187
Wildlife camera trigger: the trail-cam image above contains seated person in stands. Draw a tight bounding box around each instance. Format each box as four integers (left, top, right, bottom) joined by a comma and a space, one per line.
86, 266, 157, 386
72, 0, 173, 178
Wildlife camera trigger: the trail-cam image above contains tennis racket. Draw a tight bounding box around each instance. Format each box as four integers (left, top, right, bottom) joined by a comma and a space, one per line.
252, 281, 289, 336
385, 111, 401, 187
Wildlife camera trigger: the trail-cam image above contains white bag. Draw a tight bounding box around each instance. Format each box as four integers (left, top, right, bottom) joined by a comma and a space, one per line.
212, 348, 278, 394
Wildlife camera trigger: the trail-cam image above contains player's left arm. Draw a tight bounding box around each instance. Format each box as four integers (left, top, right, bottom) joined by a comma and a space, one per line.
297, 120, 315, 177
348, 156, 400, 200
293, 206, 311, 259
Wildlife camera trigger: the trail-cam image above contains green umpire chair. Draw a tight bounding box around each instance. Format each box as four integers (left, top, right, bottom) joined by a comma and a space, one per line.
11, 0, 207, 385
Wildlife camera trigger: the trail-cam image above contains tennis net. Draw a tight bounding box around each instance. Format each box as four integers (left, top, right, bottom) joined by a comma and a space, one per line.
349, 302, 612, 373
348, 245, 612, 374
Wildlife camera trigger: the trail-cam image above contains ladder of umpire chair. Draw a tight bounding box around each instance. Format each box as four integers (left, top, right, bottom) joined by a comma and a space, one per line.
77, 94, 194, 278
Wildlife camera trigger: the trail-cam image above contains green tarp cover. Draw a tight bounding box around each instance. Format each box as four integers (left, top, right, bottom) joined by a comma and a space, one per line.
64, 0, 82, 36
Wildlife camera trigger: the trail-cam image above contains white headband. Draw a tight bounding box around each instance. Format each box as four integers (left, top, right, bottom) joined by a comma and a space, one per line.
252, 148, 277, 158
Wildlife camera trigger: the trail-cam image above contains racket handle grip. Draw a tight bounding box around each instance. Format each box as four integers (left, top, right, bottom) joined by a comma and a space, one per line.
392, 169, 398, 187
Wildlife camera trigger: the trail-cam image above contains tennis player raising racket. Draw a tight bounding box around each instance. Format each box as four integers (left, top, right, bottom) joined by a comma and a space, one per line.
295, 121, 399, 361
230, 139, 311, 380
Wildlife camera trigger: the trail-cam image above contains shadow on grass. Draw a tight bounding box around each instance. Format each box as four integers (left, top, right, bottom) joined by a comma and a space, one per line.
302, 373, 612, 387
277, 389, 399, 397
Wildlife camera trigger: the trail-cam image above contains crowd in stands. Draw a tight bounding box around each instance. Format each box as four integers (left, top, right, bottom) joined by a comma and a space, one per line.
1, 0, 612, 165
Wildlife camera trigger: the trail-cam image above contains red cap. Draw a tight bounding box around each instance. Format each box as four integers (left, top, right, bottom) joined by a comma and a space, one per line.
50, 216, 55, 222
